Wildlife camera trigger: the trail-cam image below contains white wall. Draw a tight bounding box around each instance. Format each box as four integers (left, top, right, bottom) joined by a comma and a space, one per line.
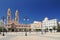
42, 18, 58, 29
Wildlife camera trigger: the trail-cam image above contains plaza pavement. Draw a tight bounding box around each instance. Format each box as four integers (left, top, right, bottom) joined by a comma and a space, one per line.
0, 32, 60, 40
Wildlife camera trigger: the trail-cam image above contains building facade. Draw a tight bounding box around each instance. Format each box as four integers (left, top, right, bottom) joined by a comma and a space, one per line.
7, 8, 31, 32
1, 8, 59, 32
31, 21, 42, 31
42, 17, 58, 31
58, 22, 60, 26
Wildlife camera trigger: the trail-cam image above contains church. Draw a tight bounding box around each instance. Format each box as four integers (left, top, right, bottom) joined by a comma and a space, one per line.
7, 8, 31, 32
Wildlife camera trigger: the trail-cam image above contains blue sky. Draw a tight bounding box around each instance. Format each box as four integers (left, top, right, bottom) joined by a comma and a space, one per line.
0, 0, 60, 24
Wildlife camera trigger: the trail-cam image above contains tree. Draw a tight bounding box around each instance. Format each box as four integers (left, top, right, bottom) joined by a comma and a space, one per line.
45, 28, 48, 32
53, 26, 56, 30
24, 28, 27, 32
49, 29, 52, 32
53, 26, 57, 32
57, 26, 60, 32
0, 27, 2, 32
35, 29, 41, 32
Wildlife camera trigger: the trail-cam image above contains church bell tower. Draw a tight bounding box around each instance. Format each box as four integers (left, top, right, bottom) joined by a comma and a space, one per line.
7, 8, 11, 22
15, 10, 19, 23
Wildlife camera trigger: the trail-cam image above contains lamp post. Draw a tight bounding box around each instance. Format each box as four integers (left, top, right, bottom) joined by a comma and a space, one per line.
41, 22, 43, 35
0, 21, 2, 34
24, 16, 29, 36
2, 16, 5, 36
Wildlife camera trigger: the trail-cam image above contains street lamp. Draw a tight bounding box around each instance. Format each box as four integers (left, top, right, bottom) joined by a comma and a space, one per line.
24, 16, 29, 36
0, 21, 2, 34
1, 16, 5, 36
41, 22, 43, 35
